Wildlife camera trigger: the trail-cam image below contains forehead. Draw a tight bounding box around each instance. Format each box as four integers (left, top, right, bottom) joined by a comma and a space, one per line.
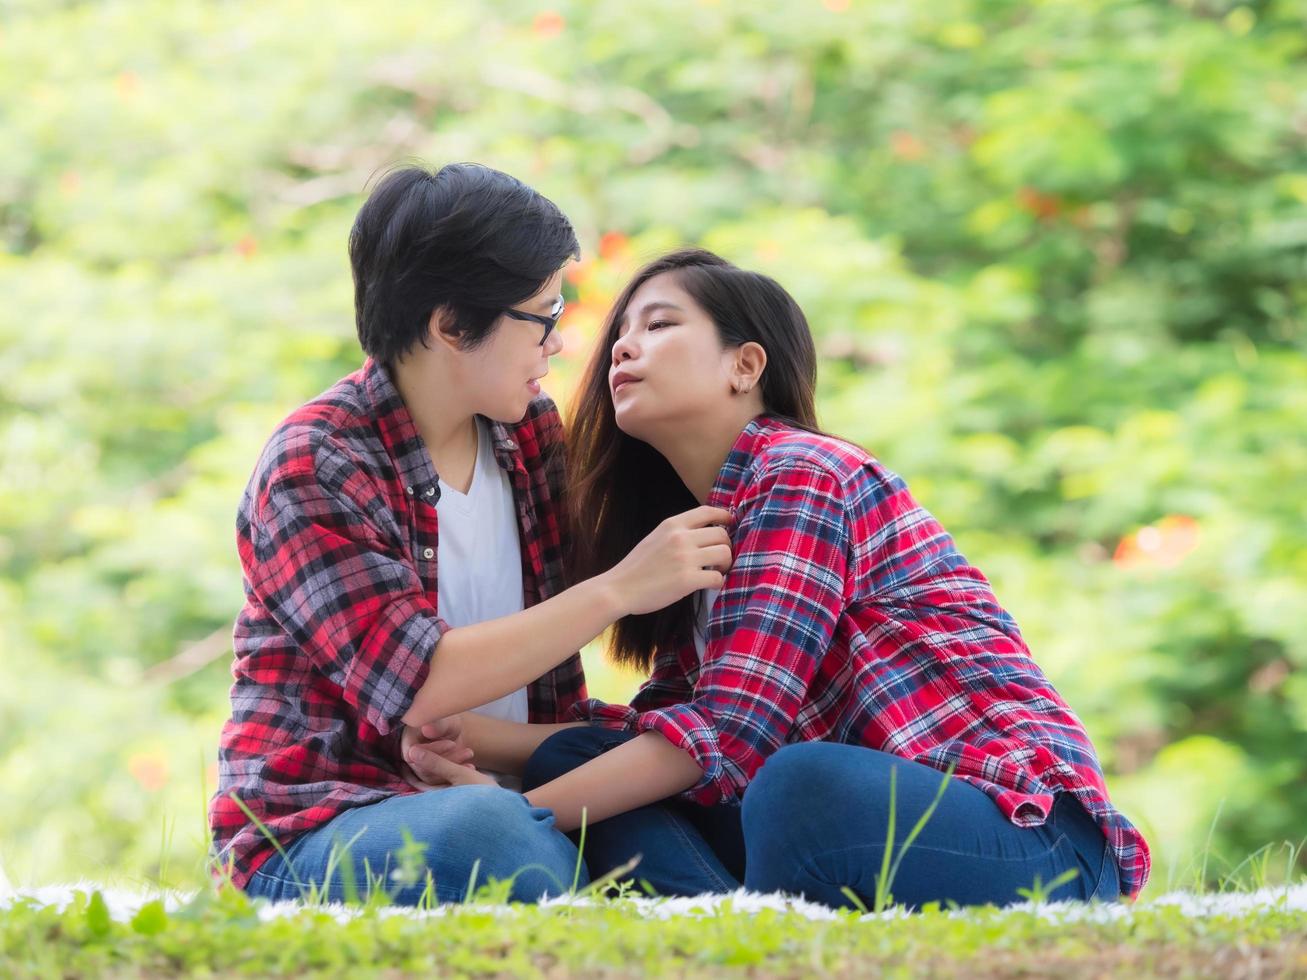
628, 271, 684, 305
620, 272, 695, 324
517, 265, 564, 300
532, 267, 565, 302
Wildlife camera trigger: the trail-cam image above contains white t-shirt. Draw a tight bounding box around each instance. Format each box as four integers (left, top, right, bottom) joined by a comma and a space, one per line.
693, 587, 721, 662
436, 418, 528, 786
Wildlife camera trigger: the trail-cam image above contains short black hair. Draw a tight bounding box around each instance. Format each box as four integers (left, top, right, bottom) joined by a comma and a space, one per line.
349, 162, 580, 364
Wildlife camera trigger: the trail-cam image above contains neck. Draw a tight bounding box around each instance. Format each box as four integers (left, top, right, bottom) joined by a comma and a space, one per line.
645, 401, 763, 504
390, 356, 477, 462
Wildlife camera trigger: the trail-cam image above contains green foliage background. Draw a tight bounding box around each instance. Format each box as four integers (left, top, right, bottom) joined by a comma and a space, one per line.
1, 0, 1303, 895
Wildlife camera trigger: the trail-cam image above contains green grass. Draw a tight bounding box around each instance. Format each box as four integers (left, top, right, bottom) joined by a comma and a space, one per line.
4, 810, 1305, 978
3, 885, 1306, 979
4, 822, 1305, 980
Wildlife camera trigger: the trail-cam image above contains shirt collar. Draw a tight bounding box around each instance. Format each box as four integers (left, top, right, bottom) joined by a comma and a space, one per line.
362, 358, 523, 496
707, 414, 782, 509
486, 420, 521, 472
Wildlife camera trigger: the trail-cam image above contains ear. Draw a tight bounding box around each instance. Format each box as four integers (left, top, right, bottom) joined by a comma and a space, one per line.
426, 306, 465, 353
730, 341, 768, 394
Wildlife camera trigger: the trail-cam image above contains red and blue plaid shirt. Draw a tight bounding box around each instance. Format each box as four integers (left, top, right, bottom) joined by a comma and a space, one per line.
575, 416, 1150, 898
209, 359, 586, 888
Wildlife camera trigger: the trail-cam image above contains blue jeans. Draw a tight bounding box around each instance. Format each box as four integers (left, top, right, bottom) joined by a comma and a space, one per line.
523, 727, 745, 897
524, 728, 1120, 908
242, 784, 586, 905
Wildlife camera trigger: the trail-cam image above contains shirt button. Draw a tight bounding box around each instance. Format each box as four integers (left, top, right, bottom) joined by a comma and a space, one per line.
405, 486, 414, 495
422, 547, 434, 559
424, 487, 436, 498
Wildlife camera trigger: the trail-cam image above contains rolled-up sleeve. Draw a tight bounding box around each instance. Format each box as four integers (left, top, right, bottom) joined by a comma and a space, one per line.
244, 440, 448, 736
630, 460, 851, 805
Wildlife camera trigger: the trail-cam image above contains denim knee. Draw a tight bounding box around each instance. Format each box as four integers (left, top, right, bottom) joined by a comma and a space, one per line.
523, 725, 634, 791
433, 784, 531, 831
743, 743, 823, 826
428, 785, 580, 900
445, 784, 572, 836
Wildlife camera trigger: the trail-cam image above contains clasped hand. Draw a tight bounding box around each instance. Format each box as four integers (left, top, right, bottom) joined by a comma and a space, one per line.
399, 715, 495, 790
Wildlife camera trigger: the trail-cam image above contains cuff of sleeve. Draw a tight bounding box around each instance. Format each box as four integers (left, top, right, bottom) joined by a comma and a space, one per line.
344, 598, 448, 736
632, 704, 738, 806
567, 698, 638, 728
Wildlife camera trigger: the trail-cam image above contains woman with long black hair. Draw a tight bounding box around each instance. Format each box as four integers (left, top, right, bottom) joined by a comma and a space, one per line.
405, 247, 1149, 908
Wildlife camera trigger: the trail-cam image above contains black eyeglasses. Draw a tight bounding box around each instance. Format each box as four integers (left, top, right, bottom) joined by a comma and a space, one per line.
504, 296, 565, 346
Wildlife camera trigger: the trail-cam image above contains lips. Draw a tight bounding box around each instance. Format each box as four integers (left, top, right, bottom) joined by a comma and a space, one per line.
610, 370, 641, 394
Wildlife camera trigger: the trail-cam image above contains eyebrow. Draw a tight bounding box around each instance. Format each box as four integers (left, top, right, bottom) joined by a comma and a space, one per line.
618, 301, 685, 328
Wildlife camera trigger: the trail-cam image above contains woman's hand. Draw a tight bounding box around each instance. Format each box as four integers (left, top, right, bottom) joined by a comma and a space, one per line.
605, 505, 734, 616
400, 717, 486, 790
402, 717, 473, 765
403, 739, 498, 789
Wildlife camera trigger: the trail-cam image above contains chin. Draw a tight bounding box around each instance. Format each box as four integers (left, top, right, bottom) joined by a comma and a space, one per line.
612, 405, 652, 442
483, 398, 533, 425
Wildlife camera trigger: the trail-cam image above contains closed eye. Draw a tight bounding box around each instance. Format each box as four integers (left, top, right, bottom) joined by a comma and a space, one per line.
647, 319, 675, 331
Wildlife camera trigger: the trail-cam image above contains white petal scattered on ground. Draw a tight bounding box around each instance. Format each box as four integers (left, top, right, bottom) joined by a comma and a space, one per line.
2, 881, 1304, 924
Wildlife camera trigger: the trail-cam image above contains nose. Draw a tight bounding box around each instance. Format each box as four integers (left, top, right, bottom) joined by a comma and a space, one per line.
611, 330, 637, 367
543, 324, 564, 357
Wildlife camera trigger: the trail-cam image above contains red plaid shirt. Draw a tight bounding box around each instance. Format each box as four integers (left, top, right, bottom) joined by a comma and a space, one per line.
209, 359, 586, 888
576, 416, 1150, 898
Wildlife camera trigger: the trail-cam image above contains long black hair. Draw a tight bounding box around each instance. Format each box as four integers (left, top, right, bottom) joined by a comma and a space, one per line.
567, 248, 821, 672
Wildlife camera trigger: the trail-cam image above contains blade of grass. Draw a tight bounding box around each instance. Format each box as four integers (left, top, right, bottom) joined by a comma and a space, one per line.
226, 791, 307, 897
873, 767, 898, 913
322, 827, 368, 906
464, 858, 481, 902
571, 806, 589, 894
882, 762, 956, 901
1198, 798, 1226, 890
573, 854, 643, 900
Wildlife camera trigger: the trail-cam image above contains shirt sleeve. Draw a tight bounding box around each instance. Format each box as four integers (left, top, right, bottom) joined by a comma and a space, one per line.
629, 459, 851, 805
243, 439, 448, 737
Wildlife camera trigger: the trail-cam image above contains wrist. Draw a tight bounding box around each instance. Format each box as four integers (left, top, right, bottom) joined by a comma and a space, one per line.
589, 570, 631, 621
459, 711, 483, 750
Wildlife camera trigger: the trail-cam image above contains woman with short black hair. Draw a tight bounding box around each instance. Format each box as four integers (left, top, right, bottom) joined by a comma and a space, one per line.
210, 167, 731, 905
